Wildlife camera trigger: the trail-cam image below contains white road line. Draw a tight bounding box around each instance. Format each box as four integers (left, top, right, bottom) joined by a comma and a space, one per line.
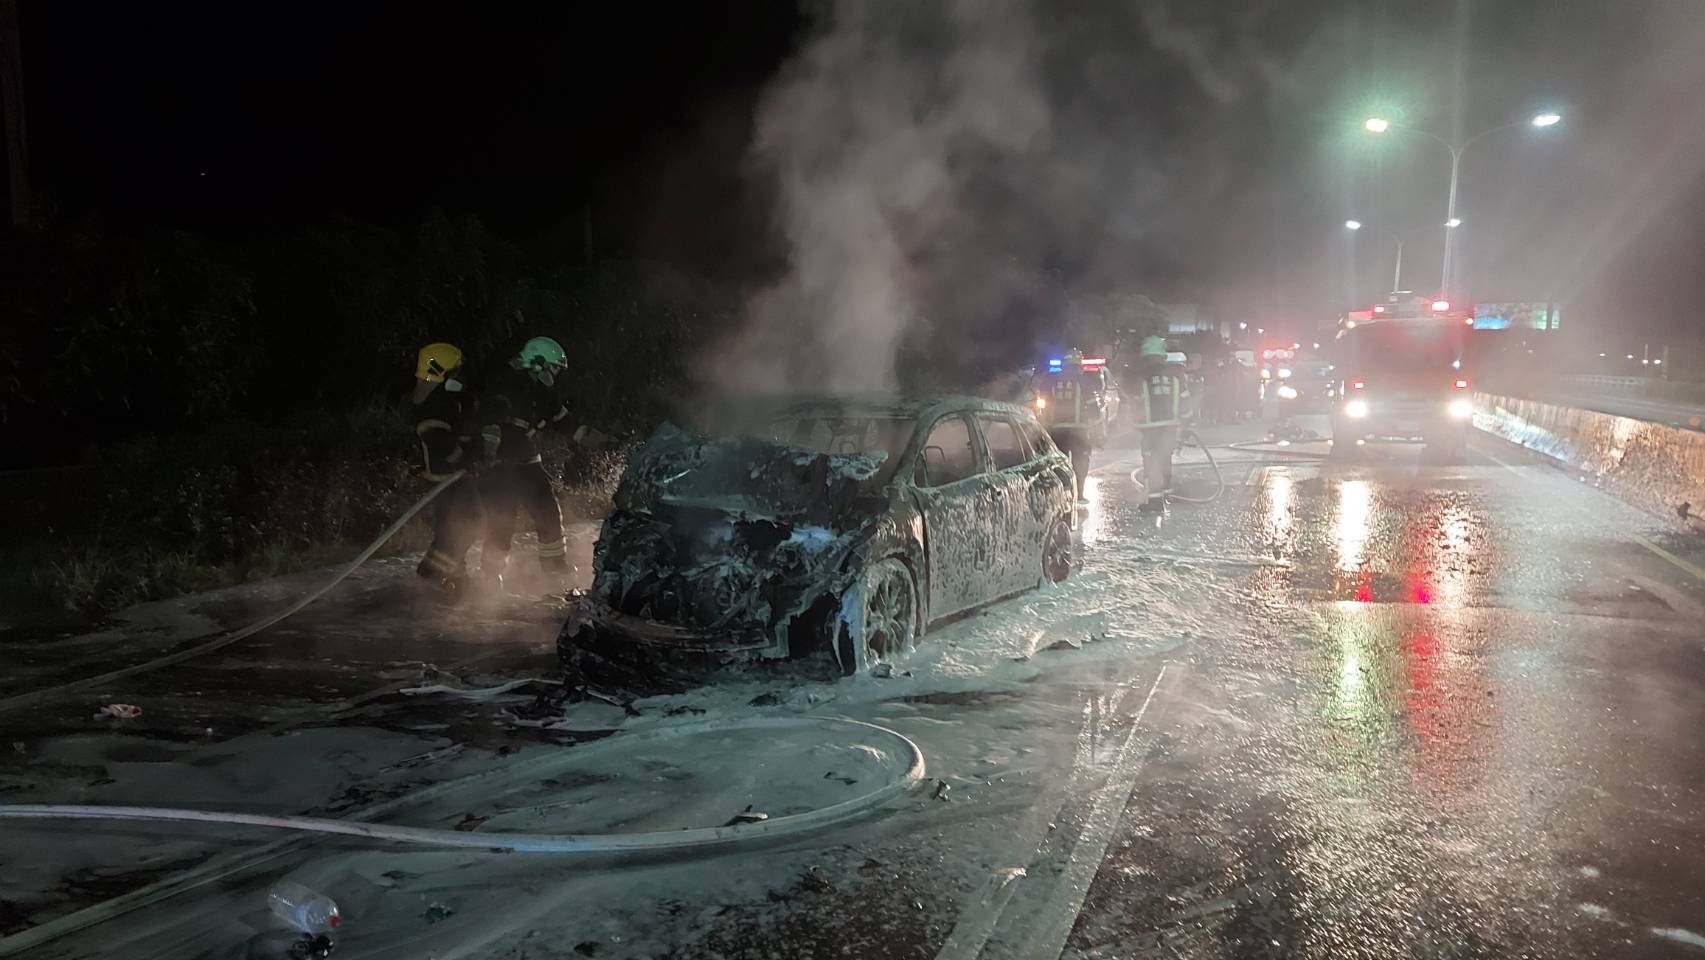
935, 664, 1170, 960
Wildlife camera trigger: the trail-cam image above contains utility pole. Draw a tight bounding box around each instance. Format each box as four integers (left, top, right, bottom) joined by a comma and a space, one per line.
0, 0, 28, 227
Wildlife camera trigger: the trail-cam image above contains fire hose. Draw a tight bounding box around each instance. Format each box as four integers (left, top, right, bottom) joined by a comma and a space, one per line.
1129, 429, 1226, 504
0, 471, 467, 714
0, 716, 925, 956
0, 717, 924, 855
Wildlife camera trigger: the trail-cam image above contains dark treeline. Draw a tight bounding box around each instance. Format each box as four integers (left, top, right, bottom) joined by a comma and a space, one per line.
1, 209, 743, 469
0, 210, 744, 618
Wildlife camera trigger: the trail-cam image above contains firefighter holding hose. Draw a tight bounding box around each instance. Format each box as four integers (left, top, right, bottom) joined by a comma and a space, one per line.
411, 342, 483, 595
478, 336, 611, 591
1132, 336, 1189, 513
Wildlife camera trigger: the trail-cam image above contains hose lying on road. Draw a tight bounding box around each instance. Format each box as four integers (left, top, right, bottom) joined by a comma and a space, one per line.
0, 471, 466, 715
1130, 429, 1226, 504
0, 717, 926, 856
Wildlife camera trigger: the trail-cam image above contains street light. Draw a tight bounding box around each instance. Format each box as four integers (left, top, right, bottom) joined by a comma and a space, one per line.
1362, 110, 1562, 295
1345, 218, 1405, 293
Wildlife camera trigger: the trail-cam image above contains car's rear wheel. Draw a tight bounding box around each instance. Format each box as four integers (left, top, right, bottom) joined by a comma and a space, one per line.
1042, 518, 1072, 584
836, 558, 919, 675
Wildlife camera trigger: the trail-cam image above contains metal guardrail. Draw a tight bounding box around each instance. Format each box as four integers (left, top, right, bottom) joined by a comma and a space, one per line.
1567, 374, 1649, 391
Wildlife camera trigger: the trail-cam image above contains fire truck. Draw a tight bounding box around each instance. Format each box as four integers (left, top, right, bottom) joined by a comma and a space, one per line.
1331, 296, 1475, 460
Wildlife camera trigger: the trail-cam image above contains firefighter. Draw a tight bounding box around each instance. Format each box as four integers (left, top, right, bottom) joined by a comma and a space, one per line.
1034, 348, 1107, 502
477, 336, 604, 589
1132, 336, 1189, 513
412, 342, 481, 592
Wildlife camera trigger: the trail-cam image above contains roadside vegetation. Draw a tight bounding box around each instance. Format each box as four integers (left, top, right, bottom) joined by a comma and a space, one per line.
0, 211, 726, 627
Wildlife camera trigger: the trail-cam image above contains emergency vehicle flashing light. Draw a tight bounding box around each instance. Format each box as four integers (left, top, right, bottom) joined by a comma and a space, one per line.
1454, 378, 1469, 389
1350, 380, 1366, 390
1081, 357, 1106, 371
1047, 358, 1063, 371
1431, 299, 1451, 312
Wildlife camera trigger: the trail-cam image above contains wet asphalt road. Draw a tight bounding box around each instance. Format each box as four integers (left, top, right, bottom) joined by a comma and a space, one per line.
4, 420, 1705, 959
1056, 423, 1705, 959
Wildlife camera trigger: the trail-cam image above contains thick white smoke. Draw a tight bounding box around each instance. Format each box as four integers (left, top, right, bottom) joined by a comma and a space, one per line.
707, 1, 1051, 394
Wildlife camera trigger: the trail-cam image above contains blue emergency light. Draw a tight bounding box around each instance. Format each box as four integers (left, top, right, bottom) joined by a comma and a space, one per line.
1047, 358, 1063, 371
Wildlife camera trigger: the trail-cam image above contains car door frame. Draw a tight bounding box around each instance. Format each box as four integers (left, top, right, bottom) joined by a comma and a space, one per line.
907, 410, 1000, 624
974, 412, 1050, 597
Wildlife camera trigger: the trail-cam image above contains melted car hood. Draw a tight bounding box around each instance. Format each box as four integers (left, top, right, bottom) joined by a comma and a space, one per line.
592, 424, 893, 635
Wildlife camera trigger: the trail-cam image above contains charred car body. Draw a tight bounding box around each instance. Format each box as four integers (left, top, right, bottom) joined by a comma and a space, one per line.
558, 396, 1076, 684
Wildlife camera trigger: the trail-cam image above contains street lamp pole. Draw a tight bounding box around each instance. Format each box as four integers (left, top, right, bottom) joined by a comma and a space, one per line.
1363, 112, 1560, 298
1345, 219, 1405, 294
1441, 143, 1463, 293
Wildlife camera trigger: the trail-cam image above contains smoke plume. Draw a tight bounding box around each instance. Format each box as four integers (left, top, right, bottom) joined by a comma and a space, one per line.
706, 1, 1053, 394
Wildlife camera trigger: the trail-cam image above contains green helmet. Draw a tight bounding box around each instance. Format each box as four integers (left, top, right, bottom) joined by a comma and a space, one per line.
514, 336, 568, 385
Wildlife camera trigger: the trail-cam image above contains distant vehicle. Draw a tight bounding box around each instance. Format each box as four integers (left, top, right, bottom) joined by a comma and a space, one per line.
1264, 359, 1338, 413
1029, 354, 1122, 447
558, 395, 1076, 685
1331, 316, 1475, 459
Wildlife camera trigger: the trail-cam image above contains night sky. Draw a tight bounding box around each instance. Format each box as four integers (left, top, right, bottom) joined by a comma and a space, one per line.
11, 0, 1705, 344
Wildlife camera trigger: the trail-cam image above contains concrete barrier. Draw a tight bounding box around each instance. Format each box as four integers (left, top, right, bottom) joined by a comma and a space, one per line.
1475, 393, 1705, 521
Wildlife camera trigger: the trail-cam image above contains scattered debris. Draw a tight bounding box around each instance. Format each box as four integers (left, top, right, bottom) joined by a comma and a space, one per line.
870, 663, 894, 679
664, 705, 706, 717
287, 934, 336, 959
823, 771, 858, 786
94, 703, 142, 720
1041, 638, 1082, 653
724, 805, 769, 826
380, 870, 418, 883
749, 692, 783, 707
577, 686, 641, 717
422, 902, 454, 924
573, 943, 600, 957
857, 857, 885, 873
932, 779, 952, 801
801, 865, 834, 893
453, 813, 488, 832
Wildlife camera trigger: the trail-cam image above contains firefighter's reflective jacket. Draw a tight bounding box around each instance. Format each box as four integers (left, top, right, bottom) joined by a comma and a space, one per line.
1033, 360, 1119, 444
480, 364, 570, 465
413, 382, 476, 480
1135, 369, 1189, 428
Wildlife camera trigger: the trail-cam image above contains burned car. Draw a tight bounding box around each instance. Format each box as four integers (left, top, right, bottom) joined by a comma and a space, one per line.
558, 395, 1076, 683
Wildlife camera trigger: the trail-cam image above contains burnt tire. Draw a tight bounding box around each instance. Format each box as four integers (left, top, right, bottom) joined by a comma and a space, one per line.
836, 558, 920, 676
1042, 518, 1073, 584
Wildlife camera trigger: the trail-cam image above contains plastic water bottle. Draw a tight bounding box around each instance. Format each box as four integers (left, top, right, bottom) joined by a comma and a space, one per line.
268, 880, 342, 935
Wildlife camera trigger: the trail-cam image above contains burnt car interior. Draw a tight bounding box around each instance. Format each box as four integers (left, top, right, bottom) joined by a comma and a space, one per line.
918, 415, 978, 487
980, 416, 1030, 470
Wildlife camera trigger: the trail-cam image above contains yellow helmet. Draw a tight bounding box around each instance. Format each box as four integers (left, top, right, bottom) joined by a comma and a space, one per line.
416, 342, 464, 383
